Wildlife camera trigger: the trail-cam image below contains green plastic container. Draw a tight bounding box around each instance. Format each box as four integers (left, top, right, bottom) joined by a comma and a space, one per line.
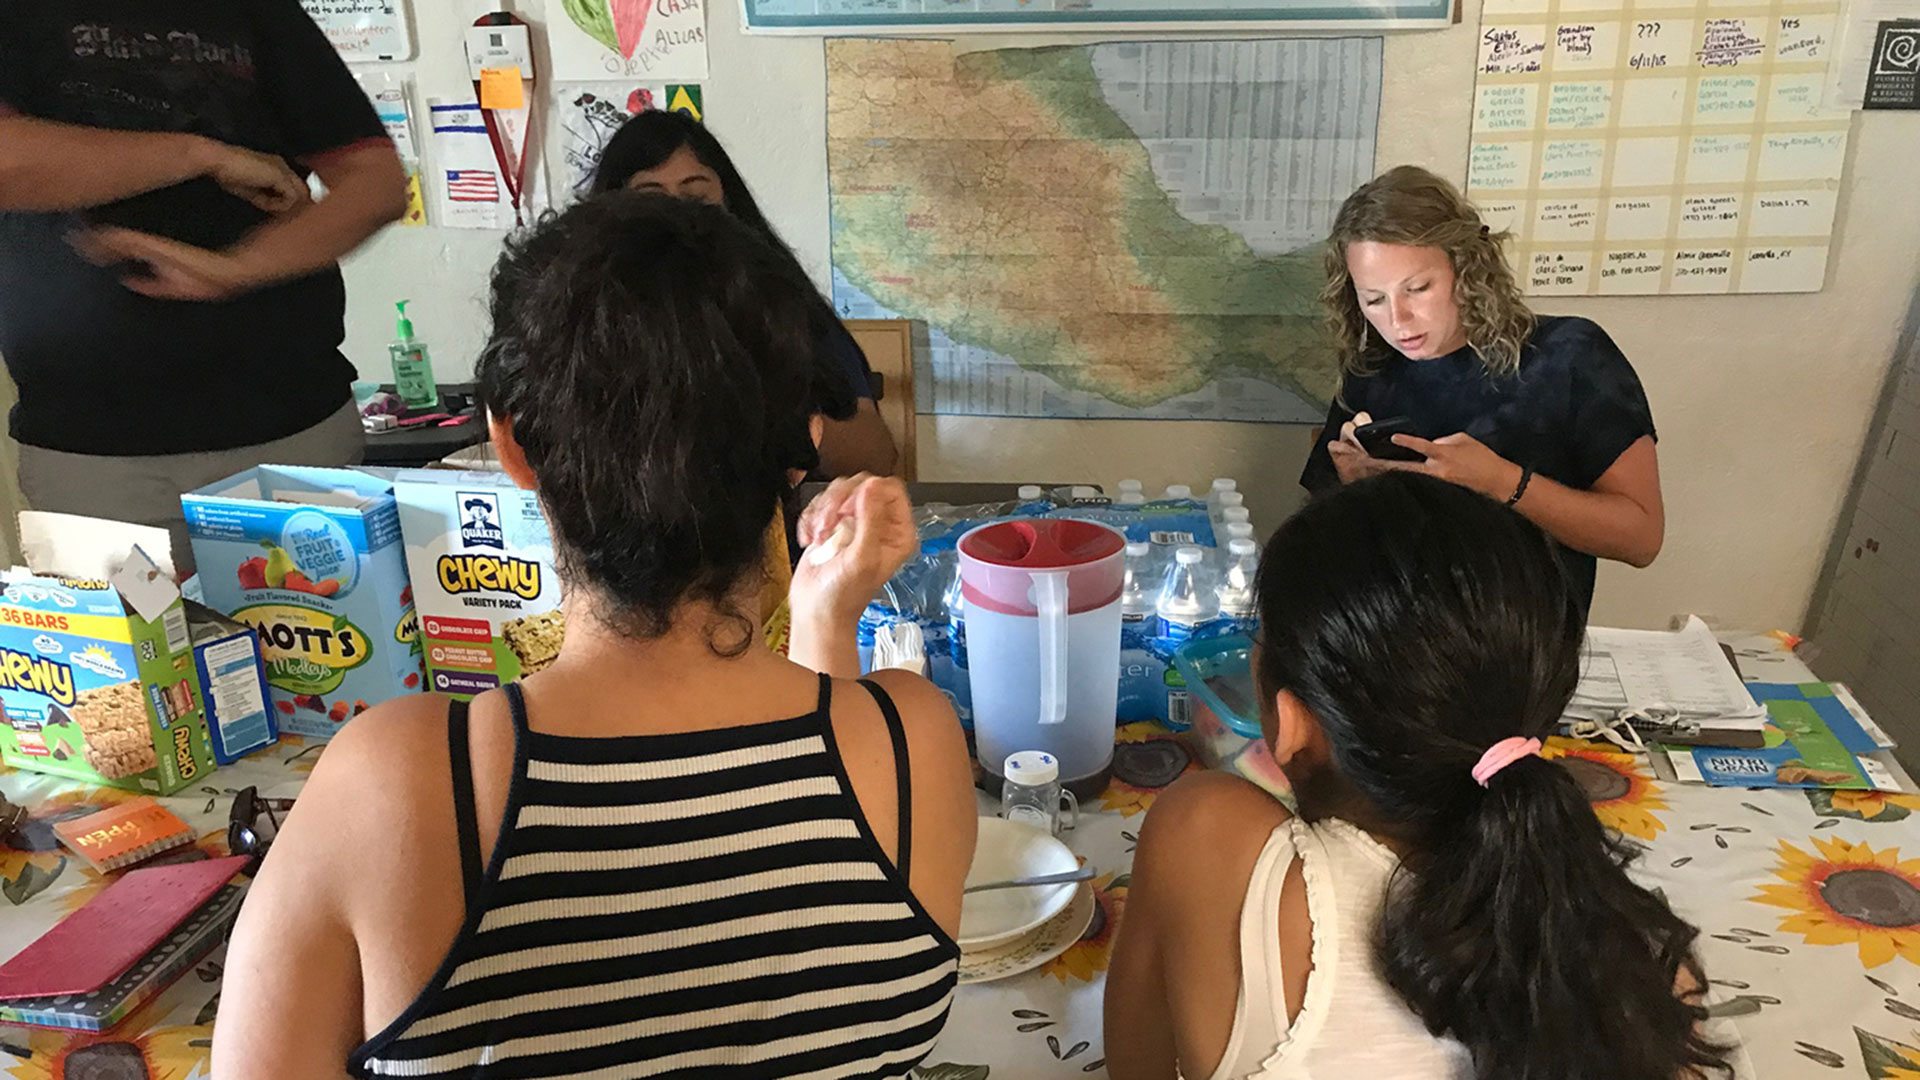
1170, 634, 1293, 804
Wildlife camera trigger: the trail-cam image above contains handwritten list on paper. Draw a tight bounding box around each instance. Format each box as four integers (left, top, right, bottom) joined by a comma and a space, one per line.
1466, 0, 1852, 295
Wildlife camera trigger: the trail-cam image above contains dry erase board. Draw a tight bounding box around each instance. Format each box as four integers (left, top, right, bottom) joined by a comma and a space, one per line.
301, 0, 415, 62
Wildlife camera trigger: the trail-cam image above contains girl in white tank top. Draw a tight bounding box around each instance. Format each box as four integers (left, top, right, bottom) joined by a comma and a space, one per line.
1105, 473, 1730, 1080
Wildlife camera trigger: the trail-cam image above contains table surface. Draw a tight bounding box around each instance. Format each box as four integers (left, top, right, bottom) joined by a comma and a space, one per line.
359, 383, 486, 468
3, 632, 1918, 1079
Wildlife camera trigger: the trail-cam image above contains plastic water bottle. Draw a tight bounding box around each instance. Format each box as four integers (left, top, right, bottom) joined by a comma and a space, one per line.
1018, 485, 1043, 501
1156, 546, 1218, 642
1116, 491, 1146, 506
1221, 506, 1251, 527
1214, 490, 1245, 522
1207, 478, 1238, 517
944, 567, 972, 725
1218, 538, 1260, 630
1120, 541, 1156, 637
1223, 521, 1257, 545
1164, 483, 1194, 501
918, 551, 957, 663
1117, 479, 1145, 500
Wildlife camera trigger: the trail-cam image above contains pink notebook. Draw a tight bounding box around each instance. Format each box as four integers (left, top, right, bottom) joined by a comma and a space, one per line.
0, 855, 250, 1000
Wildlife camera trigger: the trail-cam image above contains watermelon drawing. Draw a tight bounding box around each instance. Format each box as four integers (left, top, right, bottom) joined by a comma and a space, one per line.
563, 0, 653, 59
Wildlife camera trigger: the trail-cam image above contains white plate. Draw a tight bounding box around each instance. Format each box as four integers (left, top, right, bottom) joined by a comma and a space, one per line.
959, 882, 1097, 985
959, 817, 1082, 950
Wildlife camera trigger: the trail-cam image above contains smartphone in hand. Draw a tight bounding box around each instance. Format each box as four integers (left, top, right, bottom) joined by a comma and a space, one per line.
1353, 417, 1427, 462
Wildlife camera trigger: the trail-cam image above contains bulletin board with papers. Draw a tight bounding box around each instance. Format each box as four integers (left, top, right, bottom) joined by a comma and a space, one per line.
1465, 0, 1853, 295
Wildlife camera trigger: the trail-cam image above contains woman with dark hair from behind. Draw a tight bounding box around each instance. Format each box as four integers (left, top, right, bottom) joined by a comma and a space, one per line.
592, 108, 898, 478
211, 194, 976, 1079
1105, 471, 1727, 1080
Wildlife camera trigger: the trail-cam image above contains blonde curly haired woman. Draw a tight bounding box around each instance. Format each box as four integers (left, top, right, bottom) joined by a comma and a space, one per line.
1301, 166, 1664, 612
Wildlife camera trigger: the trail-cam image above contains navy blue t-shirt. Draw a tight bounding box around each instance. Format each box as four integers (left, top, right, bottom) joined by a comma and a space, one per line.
822, 319, 875, 403
1301, 315, 1656, 610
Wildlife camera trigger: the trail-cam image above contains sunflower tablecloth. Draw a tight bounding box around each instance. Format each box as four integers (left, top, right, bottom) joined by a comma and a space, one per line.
5, 633, 1920, 1080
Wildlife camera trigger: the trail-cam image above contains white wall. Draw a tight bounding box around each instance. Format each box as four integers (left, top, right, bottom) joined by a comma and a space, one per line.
340, 0, 1920, 630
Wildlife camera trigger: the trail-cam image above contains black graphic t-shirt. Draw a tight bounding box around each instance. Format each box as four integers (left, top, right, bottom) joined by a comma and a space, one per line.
1301, 316, 1657, 612
0, 0, 388, 455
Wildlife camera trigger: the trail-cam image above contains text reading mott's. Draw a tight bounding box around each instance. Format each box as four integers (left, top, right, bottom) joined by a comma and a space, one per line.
395, 471, 563, 698
183, 467, 424, 738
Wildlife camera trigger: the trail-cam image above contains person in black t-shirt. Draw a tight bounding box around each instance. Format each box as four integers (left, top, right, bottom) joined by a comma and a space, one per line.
590, 110, 899, 478
0, 0, 407, 569
1301, 166, 1664, 612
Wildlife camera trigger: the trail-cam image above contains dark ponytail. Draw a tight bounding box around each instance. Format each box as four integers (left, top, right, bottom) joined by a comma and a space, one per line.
1256, 473, 1728, 1080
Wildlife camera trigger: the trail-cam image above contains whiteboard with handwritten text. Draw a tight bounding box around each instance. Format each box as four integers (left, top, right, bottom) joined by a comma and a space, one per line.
301, 0, 414, 62
1465, 0, 1851, 294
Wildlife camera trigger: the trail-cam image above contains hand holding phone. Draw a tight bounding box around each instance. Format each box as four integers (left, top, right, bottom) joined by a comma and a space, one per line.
1352, 416, 1427, 462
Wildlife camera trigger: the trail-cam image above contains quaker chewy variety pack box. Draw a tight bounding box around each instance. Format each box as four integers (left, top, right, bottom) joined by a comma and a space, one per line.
0, 554, 216, 794
393, 470, 563, 699
184, 467, 423, 738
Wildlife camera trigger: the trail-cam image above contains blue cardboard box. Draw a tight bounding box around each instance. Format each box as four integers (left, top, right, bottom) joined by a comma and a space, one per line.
183, 467, 424, 738
184, 602, 277, 764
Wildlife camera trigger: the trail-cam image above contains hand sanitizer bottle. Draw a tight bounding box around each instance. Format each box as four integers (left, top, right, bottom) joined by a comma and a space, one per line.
389, 300, 439, 412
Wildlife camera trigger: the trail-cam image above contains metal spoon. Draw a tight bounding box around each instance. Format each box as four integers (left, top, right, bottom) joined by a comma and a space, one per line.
963, 867, 1097, 894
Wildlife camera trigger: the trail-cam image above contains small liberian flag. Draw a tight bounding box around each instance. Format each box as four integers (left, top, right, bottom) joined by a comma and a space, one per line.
446, 170, 499, 202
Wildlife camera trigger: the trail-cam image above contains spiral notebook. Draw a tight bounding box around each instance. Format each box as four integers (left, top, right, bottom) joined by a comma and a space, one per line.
0, 855, 249, 1002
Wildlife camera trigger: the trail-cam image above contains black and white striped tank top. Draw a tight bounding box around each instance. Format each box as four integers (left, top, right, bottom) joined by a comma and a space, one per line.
349, 674, 960, 1080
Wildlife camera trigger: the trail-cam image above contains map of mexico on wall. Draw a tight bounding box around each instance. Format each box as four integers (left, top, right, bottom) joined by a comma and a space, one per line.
827, 39, 1382, 423
745, 0, 1448, 33
545, 0, 710, 81
1465, 0, 1853, 296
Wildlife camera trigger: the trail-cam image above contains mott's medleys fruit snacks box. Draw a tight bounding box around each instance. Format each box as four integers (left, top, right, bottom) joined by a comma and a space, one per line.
394, 470, 564, 698
0, 558, 215, 794
183, 467, 424, 737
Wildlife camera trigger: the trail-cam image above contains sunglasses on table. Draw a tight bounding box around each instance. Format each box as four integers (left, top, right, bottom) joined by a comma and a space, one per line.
228, 787, 297, 867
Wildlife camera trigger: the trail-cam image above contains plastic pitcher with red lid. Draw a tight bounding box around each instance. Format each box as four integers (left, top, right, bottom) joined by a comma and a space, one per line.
958, 518, 1126, 798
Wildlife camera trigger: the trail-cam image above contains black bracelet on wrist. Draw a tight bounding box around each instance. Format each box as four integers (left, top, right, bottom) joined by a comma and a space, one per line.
1506, 466, 1533, 507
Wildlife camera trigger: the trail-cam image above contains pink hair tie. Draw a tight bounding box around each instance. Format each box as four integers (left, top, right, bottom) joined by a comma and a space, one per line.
1472, 737, 1542, 787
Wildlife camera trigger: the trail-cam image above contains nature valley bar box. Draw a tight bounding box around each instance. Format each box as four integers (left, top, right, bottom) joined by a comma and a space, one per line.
0, 567, 214, 794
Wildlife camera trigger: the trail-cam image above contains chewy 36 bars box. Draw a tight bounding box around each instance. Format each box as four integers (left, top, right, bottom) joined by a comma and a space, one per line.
393, 470, 564, 699
183, 467, 424, 737
0, 567, 214, 794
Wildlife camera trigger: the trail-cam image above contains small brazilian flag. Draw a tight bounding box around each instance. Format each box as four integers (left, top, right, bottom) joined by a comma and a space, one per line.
666, 85, 703, 122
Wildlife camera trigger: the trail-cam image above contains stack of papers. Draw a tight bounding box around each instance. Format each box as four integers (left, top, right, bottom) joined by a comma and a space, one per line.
1566, 617, 1913, 793
1568, 616, 1768, 735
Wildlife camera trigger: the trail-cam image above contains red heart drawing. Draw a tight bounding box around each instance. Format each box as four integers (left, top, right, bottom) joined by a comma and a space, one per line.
612, 0, 653, 59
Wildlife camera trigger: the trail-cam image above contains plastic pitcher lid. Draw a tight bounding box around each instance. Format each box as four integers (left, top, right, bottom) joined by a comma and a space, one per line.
958, 518, 1127, 617
1175, 546, 1205, 566
1228, 538, 1257, 557
959, 518, 1125, 569
1004, 750, 1060, 786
